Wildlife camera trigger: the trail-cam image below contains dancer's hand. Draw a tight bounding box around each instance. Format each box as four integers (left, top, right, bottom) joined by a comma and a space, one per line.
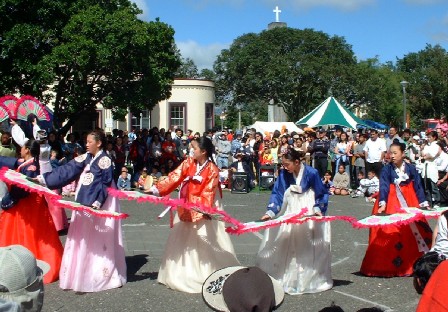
260, 214, 271, 221
377, 205, 386, 214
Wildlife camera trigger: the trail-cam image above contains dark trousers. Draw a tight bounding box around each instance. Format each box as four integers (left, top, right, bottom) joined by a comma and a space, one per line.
365, 161, 383, 179
314, 157, 328, 178
424, 178, 441, 206
438, 180, 448, 204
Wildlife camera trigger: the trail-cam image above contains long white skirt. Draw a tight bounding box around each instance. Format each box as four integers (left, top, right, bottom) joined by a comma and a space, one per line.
158, 212, 240, 293
257, 188, 333, 295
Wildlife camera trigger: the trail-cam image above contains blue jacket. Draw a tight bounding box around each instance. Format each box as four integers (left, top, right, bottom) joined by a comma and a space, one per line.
266, 164, 326, 216
43, 151, 114, 208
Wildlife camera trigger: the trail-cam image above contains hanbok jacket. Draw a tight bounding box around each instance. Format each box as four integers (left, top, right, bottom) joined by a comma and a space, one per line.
266, 164, 326, 217
155, 157, 219, 222
42, 151, 113, 208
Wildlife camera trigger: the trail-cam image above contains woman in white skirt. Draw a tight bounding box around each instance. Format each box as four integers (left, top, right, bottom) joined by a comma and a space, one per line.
146, 136, 239, 293
257, 148, 333, 295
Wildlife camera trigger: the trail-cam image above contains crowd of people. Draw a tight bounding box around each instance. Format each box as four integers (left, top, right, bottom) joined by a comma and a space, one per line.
2, 115, 448, 311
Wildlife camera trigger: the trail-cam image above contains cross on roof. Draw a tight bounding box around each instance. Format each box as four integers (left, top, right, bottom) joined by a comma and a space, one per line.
273, 6, 281, 22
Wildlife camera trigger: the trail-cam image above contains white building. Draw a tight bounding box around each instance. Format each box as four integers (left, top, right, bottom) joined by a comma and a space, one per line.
71, 78, 215, 134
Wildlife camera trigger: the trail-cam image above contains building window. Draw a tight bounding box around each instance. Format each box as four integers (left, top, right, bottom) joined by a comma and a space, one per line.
130, 110, 150, 130
205, 103, 214, 131
169, 103, 186, 132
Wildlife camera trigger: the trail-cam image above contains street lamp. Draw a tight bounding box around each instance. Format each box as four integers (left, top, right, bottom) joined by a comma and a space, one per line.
400, 80, 409, 129
236, 103, 243, 131
219, 110, 226, 131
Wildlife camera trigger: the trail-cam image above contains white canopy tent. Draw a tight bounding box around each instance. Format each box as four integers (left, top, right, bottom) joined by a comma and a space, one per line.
247, 121, 304, 135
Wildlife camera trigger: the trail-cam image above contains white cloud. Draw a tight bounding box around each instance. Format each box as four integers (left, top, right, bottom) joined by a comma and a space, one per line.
177, 40, 229, 70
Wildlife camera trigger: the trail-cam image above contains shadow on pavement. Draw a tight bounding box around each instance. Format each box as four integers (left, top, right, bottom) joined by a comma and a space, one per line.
126, 254, 158, 282
332, 279, 353, 287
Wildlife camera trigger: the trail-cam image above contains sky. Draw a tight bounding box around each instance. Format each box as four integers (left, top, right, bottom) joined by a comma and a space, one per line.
135, 0, 448, 70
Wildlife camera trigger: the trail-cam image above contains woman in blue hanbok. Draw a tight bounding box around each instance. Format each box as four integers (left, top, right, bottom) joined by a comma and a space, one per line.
256, 148, 333, 295
37, 129, 126, 292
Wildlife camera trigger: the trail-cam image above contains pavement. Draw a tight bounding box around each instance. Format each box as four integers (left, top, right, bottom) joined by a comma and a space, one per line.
43, 189, 432, 312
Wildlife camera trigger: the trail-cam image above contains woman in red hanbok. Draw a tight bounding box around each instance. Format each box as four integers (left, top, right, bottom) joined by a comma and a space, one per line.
146, 137, 239, 293
0, 139, 63, 284
360, 139, 433, 277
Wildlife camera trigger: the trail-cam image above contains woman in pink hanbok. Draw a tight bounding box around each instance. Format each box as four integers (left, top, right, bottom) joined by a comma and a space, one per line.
37, 129, 126, 292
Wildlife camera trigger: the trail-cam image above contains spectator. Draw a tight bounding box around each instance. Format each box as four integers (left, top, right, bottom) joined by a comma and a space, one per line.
351, 169, 379, 199
333, 164, 350, 195
270, 139, 279, 164
230, 150, 255, 188
0, 245, 50, 312
321, 170, 334, 215
329, 128, 342, 175
363, 129, 386, 178
49, 149, 65, 169
352, 133, 366, 188
421, 131, 441, 208
231, 130, 243, 159
334, 132, 350, 171
114, 137, 126, 177
175, 135, 188, 160
308, 129, 330, 178
215, 132, 231, 169
149, 133, 162, 160
0, 132, 16, 157
278, 134, 290, 157
128, 127, 137, 144
117, 167, 131, 191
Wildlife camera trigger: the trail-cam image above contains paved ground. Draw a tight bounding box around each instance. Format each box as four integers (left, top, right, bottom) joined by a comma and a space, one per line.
43, 190, 432, 312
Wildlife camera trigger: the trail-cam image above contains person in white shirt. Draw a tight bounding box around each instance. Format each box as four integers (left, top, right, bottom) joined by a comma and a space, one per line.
351, 169, 380, 198
363, 129, 386, 178
421, 131, 441, 208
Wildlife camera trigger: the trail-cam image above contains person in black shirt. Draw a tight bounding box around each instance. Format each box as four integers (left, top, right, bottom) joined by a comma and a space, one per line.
308, 129, 330, 178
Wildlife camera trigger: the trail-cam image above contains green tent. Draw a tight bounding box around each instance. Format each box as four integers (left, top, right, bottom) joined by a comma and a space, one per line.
296, 97, 369, 129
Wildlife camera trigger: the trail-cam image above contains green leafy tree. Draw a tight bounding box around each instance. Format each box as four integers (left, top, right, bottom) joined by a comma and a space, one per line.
350, 58, 402, 127
175, 57, 199, 78
0, 0, 180, 133
213, 27, 358, 122
397, 44, 448, 122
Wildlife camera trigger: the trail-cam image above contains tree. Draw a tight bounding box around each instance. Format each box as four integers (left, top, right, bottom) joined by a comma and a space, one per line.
213, 27, 358, 122
397, 44, 448, 122
0, 0, 181, 133
175, 57, 199, 78
349, 58, 403, 127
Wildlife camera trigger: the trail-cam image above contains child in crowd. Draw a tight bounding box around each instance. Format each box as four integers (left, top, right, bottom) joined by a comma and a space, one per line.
351, 170, 379, 199
320, 170, 334, 215
134, 167, 153, 191
333, 164, 350, 195
322, 170, 335, 195
117, 167, 131, 191
50, 149, 66, 169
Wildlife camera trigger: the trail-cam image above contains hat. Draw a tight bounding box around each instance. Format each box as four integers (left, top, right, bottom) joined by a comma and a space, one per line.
181, 135, 188, 141
413, 135, 420, 140
292, 134, 300, 139
235, 130, 242, 136
318, 128, 326, 133
0, 245, 50, 293
202, 266, 284, 312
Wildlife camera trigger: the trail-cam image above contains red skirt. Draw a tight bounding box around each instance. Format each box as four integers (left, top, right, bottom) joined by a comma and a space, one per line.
360, 183, 433, 277
0, 193, 64, 284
